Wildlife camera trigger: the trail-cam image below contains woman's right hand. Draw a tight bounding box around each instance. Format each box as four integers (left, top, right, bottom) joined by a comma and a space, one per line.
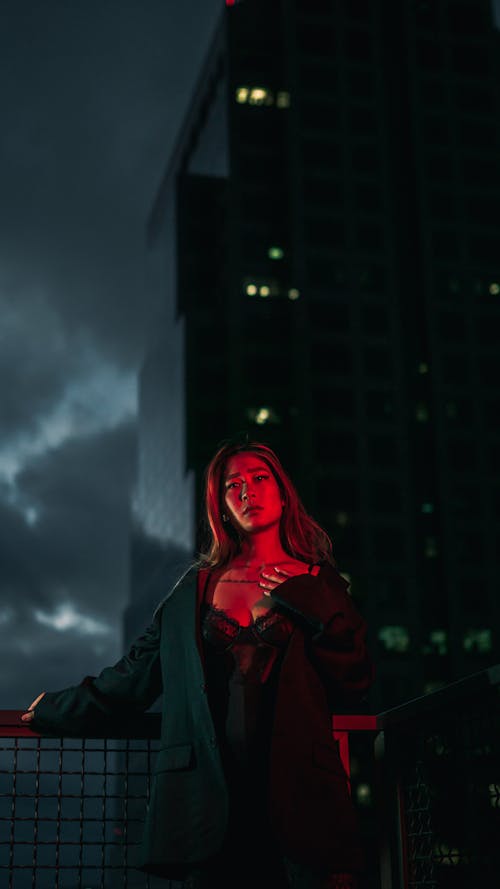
21, 692, 46, 722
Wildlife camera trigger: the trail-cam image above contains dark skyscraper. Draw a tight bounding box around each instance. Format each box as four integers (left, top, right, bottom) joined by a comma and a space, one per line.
136, 0, 500, 710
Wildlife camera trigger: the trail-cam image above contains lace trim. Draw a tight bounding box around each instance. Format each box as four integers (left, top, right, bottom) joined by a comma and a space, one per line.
202, 604, 293, 650
204, 603, 283, 631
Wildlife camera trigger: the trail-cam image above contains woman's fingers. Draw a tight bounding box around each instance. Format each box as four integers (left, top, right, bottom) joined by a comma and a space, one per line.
29, 692, 46, 709
259, 571, 280, 589
259, 563, 313, 592
21, 692, 46, 722
259, 566, 294, 590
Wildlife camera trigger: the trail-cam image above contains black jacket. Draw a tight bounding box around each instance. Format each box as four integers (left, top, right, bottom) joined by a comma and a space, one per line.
30, 562, 374, 876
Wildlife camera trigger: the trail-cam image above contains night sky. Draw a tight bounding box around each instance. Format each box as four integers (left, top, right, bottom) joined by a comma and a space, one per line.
1, 1, 221, 709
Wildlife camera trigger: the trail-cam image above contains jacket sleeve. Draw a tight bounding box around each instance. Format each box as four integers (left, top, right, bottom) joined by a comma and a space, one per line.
271, 566, 375, 707
29, 608, 163, 736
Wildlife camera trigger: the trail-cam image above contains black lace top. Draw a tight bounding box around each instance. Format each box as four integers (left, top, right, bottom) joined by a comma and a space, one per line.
201, 601, 294, 797
202, 604, 293, 653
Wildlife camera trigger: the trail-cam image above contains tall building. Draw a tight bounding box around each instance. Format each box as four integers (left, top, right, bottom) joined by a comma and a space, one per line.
135, 0, 500, 711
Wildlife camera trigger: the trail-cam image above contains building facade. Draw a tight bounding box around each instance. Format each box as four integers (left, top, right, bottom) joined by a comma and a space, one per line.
134, 0, 500, 711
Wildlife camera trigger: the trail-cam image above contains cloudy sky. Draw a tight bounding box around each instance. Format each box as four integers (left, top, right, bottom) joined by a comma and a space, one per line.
1, 0, 221, 708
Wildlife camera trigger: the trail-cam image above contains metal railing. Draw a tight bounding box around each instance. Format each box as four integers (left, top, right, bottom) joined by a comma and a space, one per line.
374, 664, 500, 889
1, 665, 499, 889
1, 714, 165, 889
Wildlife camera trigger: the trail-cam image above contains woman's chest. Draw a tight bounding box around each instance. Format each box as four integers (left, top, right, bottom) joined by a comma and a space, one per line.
210, 577, 270, 625
206, 558, 311, 624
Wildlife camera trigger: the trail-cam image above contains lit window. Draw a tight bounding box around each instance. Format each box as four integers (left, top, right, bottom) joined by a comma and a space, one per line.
423, 629, 447, 655
249, 87, 273, 106
244, 278, 279, 297
416, 402, 429, 422
488, 784, 500, 809
463, 628, 492, 654
418, 361, 429, 374
236, 87, 249, 104
276, 90, 291, 108
378, 625, 410, 653
246, 406, 279, 426
355, 783, 372, 806
424, 536, 438, 558
288, 288, 300, 300
268, 246, 284, 260
489, 282, 500, 295
421, 502, 434, 514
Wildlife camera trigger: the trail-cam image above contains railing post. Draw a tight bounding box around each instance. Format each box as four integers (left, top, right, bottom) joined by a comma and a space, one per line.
332, 728, 351, 791
374, 727, 409, 889
374, 730, 392, 889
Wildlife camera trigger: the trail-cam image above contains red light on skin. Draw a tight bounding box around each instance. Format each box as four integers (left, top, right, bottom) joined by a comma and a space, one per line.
226, 0, 236, 6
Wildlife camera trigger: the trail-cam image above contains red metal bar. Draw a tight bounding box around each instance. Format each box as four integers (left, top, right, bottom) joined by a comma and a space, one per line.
332, 714, 379, 731
0, 710, 41, 738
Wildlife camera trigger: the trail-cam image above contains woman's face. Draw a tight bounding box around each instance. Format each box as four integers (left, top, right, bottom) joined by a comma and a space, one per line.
222, 452, 283, 536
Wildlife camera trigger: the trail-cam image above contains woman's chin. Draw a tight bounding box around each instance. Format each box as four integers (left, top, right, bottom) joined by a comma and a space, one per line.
237, 516, 280, 535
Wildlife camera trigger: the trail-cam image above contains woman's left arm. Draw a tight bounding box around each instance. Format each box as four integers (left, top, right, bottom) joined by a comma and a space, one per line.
262, 566, 375, 703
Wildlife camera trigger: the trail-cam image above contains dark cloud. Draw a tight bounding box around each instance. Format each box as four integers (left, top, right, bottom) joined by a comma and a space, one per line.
0, 291, 90, 436
18, 420, 136, 594
0, 0, 222, 361
0, 1, 222, 708
0, 420, 135, 707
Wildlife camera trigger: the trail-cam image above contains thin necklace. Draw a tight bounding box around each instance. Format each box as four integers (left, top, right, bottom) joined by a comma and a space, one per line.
219, 559, 291, 583
219, 579, 260, 583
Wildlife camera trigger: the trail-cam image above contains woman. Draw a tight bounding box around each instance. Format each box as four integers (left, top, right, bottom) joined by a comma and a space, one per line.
22, 439, 374, 889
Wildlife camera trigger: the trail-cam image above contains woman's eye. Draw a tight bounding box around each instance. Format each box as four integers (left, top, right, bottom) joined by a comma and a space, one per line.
255, 475, 268, 481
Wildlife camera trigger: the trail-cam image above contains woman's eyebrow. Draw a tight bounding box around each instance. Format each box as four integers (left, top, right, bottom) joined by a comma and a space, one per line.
225, 466, 269, 480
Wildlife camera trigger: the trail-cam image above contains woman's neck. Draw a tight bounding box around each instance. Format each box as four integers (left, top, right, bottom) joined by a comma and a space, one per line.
234, 533, 289, 568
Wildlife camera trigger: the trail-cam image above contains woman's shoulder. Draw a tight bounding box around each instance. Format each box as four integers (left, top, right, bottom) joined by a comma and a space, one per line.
152, 562, 199, 619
